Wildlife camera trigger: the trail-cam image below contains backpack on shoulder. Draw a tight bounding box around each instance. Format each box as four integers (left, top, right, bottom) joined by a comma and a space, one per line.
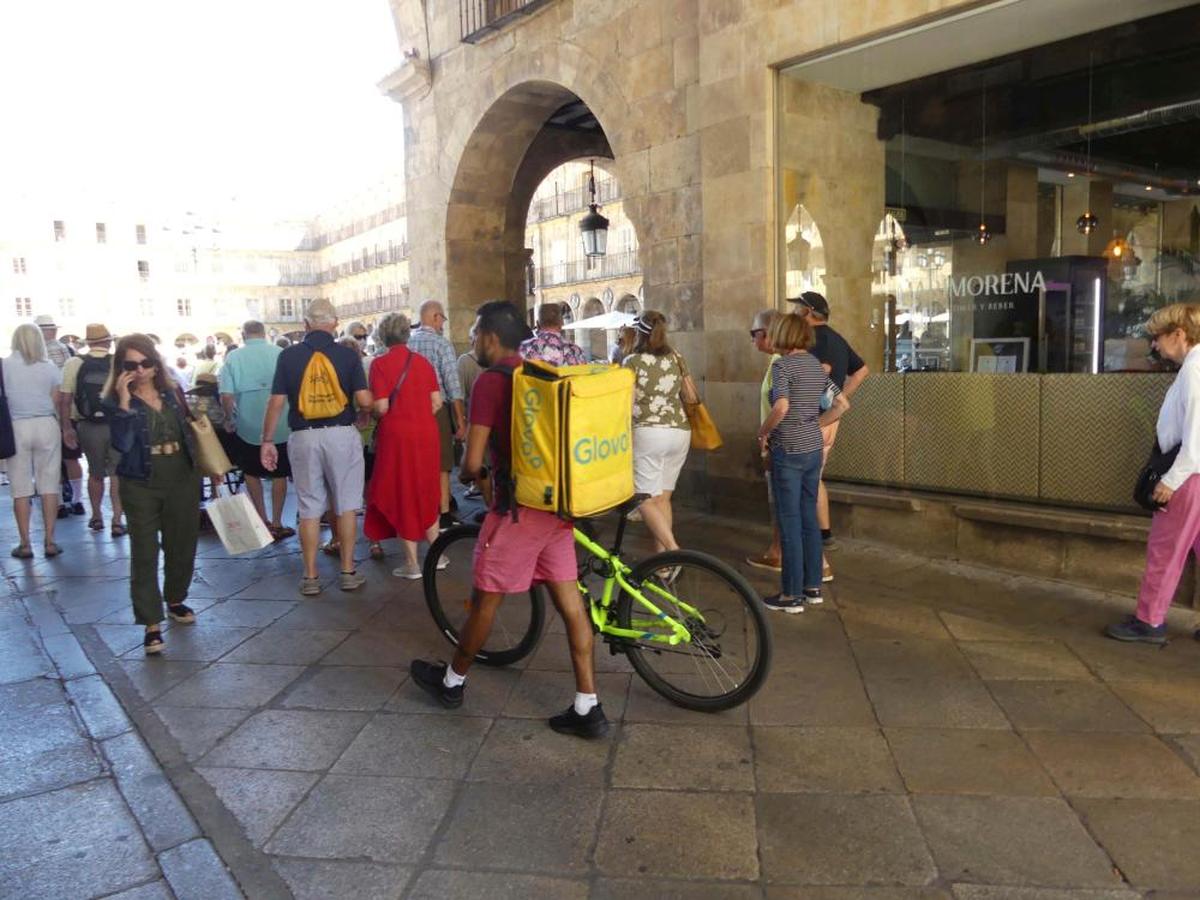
510, 359, 634, 518
297, 351, 348, 420
74, 354, 113, 421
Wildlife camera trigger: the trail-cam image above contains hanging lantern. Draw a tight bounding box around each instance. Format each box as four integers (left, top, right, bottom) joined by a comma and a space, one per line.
1076, 211, 1099, 235
579, 159, 609, 259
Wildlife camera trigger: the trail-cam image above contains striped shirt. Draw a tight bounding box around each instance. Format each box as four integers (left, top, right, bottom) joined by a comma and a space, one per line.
768, 352, 838, 455
408, 326, 463, 402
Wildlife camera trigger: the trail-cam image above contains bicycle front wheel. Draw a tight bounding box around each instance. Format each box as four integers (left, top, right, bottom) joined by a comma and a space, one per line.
423, 524, 546, 667
617, 549, 772, 711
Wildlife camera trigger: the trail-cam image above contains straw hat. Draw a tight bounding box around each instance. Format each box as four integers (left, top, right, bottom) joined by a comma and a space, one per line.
85, 323, 113, 343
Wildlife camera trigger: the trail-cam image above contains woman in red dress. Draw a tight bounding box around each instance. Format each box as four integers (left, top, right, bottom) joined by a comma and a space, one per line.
365, 313, 443, 579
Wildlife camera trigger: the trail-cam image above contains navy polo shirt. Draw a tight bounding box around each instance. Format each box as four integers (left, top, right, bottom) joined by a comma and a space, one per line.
270, 330, 367, 431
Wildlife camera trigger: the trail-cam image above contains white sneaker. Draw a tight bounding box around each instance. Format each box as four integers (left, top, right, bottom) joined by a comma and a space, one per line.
392, 564, 422, 580
436, 555, 449, 571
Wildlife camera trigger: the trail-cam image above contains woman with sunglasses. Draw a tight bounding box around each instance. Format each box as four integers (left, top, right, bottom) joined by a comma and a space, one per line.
105, 334, 202, 655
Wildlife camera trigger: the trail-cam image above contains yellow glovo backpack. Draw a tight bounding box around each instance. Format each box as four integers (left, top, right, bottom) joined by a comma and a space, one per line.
510, 359, 634, 518
297, 351, 349, 420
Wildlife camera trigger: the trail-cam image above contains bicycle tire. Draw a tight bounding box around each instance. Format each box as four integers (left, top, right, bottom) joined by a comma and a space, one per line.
617, 549, 772, 711
422, 523, 546, 667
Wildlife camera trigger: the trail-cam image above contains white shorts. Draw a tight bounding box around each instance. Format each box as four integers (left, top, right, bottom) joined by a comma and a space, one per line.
632, 426, 691, 497
9, 417, 62, 500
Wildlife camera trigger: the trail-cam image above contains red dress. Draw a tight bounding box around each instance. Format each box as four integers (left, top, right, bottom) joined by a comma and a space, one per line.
365, 346, 441, 542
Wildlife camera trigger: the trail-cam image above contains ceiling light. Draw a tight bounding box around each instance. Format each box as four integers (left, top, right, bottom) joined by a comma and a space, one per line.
1145, 185, 1153, 192
1076, 212, 1099, 235
1066, 172, 1076, 178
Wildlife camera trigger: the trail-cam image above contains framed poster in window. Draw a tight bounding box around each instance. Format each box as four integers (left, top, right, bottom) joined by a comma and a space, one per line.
970, 338, 1030, 374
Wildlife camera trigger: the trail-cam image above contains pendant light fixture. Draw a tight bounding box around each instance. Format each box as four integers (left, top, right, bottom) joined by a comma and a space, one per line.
578, 159, 610, 259
1076, 51, 1099, 235
976, 83, 991, 245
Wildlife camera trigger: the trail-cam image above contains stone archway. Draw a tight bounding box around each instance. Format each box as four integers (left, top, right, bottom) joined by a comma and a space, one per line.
580, 296, 605, 360
442, 82, 629, 340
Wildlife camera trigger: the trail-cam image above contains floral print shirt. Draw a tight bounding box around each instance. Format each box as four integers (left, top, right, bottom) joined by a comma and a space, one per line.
519, 329, 588, 367
623, 352, 690, 430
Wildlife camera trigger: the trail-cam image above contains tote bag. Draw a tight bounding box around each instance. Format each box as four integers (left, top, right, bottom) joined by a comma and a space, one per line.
174, 389, 234, 477
207, 489, 274, 554
672, 353, 723, 451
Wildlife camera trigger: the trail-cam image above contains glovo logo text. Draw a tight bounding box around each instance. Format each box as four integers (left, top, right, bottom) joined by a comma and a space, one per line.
519, 388, 544, 470
573, 431, 630, 466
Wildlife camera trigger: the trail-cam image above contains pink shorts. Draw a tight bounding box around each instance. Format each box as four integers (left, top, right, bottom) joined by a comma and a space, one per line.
473, 508, 578, 593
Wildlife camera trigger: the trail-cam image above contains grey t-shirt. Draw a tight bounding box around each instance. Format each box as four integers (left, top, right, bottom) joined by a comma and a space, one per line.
3, 356, 62, 419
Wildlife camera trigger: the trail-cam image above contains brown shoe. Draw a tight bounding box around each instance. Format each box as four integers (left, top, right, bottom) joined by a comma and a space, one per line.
745, 554, 782, 572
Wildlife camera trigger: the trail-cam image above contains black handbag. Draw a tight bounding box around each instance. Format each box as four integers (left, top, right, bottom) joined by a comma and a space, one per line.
0, 362, 16, 460
1134, 441, 1180, 511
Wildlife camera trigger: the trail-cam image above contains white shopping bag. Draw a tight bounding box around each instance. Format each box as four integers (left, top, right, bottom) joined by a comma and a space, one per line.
207, 490, 274, 555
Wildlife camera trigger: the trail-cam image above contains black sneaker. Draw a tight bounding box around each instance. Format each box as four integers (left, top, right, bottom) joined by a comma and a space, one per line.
762, 593, 805, 614
803, 588, 824, 606
409, 659, 464, 709
56, 505, 70, 520
439, 512, 459, 532
549, 703, 609, 739
1104, 615, 1167, 644
71, 502, 86, 516
167, 603, 196, 624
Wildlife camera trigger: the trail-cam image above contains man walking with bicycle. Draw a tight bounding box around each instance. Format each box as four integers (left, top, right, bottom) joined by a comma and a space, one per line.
410, 300, 609, 739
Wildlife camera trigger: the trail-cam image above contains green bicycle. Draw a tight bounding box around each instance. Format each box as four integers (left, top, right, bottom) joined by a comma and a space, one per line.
422, 500, 772, 711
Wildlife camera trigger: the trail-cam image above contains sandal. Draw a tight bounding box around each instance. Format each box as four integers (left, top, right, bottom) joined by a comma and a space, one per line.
43, 542, 62, 558
111, 523, 128, 538
143, 630, 164, 655
88, 517, 104, 532
270, 525, 296, 542
369, 542, 384, 560
320, 539, 340, 556
10, 544, 32, 559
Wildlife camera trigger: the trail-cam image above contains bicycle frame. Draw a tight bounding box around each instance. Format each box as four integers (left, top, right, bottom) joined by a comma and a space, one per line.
571, 524, 703, 647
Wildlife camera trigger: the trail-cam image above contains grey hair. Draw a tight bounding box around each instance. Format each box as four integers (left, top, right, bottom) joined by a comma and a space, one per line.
242, 319, 266, 337
304, 297, 338, 326
418, 299, 443, 321
11, 323, 47, 364
376, 312, 412, 347
752, 309, 780, 332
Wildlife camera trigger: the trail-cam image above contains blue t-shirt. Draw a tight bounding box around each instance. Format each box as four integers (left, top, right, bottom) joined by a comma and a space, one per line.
270, 331, 367, 431
219, 338, 290, 445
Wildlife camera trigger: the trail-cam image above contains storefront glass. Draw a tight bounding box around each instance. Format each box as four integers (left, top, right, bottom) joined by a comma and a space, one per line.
775, 4, 1200, 511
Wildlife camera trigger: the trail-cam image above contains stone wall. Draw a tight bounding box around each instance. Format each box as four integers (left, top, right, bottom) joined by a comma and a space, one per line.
385, 0, 977, 509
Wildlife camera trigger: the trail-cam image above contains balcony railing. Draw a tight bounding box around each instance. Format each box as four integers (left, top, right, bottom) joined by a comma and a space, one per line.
317, 243, 409, 284
527, 178, 620, 223
460, 0, 553, 43
535, 250, 640, 288
334, 291, 410, 318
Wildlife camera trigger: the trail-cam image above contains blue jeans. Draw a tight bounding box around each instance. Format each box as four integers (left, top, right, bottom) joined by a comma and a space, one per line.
770, 447, 824, 596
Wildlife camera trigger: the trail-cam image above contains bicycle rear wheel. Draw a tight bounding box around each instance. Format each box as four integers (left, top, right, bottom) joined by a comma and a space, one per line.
423, 524, 546, 667
616, 549, 772, 711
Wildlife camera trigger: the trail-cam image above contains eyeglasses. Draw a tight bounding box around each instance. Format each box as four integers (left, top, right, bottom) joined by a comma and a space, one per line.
121, 359, 156, 372
749, 329, 766, 339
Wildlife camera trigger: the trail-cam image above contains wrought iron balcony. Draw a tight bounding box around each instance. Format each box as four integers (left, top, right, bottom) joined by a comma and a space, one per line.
527, 178, 619, 223
535, 250, 640, 288
460, 0, 553, 44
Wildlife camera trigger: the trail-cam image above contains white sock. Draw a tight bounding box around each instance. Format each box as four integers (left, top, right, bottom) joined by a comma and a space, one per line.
574, 692, 598, 715
69, 479, 82, 501
443, 667, 466, 689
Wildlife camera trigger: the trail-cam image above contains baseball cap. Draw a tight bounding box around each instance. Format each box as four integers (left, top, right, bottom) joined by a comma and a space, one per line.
788, 291, 830, 319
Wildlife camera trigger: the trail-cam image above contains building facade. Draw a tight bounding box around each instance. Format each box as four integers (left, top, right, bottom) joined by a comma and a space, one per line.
382, 0, 1200, 594
0, 174, 411, 348
526, 159, 642, 359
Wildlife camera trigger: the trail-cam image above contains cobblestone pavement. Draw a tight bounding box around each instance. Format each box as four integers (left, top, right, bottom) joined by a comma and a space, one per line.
4, 490, 1200, 899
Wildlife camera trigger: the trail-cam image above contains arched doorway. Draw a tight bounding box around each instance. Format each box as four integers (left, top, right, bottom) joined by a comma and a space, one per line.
580, 297, 605, 360
443, 80, 640, 341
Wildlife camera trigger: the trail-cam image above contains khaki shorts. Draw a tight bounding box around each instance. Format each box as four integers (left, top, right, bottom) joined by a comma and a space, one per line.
819, 420, 840, 468
435, 404, 454, 472
77, 420, 120, 478
9, 417, 61, 499
289, 426, 365, 519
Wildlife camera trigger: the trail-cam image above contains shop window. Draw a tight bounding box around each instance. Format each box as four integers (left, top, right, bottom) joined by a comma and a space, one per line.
782, 204, 826, 300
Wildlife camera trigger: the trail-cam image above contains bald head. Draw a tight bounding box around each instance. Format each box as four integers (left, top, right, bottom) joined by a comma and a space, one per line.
419, 299, 447, 334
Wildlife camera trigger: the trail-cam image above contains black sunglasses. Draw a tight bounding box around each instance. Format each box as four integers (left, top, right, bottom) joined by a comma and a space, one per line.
121, 359, 156, 372
749, 328, 766, 339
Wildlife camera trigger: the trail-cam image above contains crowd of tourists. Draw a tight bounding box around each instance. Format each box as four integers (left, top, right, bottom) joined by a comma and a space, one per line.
7, 290, 1190, 736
